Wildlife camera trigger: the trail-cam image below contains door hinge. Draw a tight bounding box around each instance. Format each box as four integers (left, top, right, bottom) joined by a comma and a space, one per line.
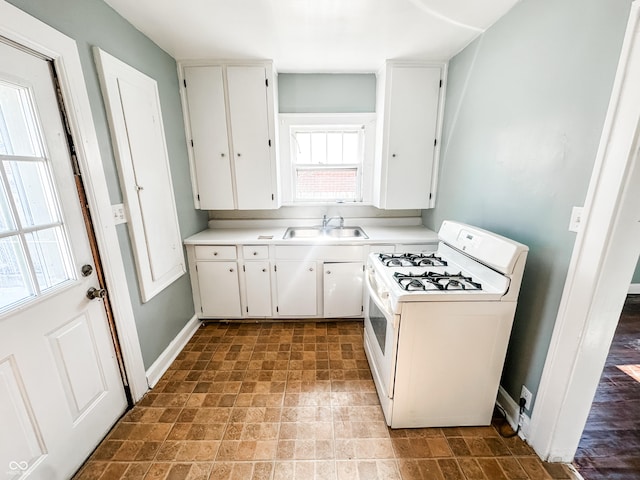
265, 78, 269, 87
183, 79, 187, 88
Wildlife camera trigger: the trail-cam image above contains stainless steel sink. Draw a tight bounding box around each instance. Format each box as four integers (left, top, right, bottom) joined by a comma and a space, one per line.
324, 226, 368, 238
282, 227, 325, 239
283, 226, 368, 239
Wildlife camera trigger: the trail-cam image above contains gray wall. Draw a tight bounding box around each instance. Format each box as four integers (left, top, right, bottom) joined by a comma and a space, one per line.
278, 73, 376, 113
7, 0, 209, 369
423, 0, 632, 409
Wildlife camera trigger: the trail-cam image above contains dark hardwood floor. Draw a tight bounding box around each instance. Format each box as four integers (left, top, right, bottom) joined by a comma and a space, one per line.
573, 295, 640, 480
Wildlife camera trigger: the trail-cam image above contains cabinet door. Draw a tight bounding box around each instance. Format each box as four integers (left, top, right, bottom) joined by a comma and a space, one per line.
243, 261, 272, 317
226, 66, 275, 210
183, 66, 234, 209
323, 263, 364, 317
275, 262, 317, 316
384, 66, 441, 209
197, 261, 242, 317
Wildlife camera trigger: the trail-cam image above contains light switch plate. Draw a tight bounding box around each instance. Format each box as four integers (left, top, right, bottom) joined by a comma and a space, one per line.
112, 203, 127, 225
569, 206, 583, 233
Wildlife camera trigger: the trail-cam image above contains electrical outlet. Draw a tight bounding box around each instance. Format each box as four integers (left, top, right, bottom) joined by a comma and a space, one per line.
569, 206, 583, 232
520, 385, 533, 410
112, 203, 127, 225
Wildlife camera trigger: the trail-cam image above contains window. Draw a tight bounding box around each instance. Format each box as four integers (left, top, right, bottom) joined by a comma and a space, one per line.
279, 114, 376, 204
0, 81, 75, 313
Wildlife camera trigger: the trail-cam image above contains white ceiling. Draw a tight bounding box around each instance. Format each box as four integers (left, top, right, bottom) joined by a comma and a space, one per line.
103, 0, 520, 72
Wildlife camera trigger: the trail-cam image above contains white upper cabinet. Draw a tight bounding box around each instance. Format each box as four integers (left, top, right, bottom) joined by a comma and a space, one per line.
374, 61, 446, 209
182, 65, 234, 209
180, 61, 279, 210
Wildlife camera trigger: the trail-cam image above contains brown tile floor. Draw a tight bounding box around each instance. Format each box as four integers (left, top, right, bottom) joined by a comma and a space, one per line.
573, 295, 640, 480
74, 321, 575, 480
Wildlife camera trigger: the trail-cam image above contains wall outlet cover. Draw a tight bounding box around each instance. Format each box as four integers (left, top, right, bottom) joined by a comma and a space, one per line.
569, 206, 583, 232
520, 385, 533, 410
112, 203, 127, 225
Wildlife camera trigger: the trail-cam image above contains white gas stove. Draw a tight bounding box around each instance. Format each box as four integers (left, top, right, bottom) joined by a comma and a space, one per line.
363, 220, 528, 428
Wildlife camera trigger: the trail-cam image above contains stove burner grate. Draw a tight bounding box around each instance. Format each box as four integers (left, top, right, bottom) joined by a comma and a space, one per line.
379, 253, 448, 267
393, 271, 482, 292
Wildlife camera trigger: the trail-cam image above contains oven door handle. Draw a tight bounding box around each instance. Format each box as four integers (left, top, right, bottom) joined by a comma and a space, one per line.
366, 269, 393, 319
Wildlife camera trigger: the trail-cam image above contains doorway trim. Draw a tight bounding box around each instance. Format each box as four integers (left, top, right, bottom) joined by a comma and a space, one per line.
0, 1, 148, 401
528, 2, 640, 462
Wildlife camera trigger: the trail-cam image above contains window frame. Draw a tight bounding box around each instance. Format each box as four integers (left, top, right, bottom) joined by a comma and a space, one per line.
278, 113, 376, 205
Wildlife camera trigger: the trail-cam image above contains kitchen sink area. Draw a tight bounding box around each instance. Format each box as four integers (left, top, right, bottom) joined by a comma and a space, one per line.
282, 225, 369, 239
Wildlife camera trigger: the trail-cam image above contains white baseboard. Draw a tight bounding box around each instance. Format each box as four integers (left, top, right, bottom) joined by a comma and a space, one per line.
496, 386, 531, 440
145, 315, 201, 388
629, 283, 640, 294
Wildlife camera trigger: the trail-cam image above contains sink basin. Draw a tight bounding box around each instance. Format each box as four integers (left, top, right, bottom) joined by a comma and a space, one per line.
283, 226, 368, 239
282, 227, 325, 239
324, 227, 368, 238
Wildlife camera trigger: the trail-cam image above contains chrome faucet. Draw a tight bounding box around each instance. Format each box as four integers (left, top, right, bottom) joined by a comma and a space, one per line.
322, 214, 344, 228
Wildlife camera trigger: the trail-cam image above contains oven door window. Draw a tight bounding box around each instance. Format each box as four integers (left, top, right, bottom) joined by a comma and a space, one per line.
368, 296, 387, 354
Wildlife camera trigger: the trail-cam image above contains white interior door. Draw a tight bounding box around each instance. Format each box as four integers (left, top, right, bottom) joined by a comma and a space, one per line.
0, 41, 126, 479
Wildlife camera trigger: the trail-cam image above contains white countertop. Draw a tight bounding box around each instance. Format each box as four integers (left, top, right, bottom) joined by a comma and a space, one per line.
184, 225, 439, 245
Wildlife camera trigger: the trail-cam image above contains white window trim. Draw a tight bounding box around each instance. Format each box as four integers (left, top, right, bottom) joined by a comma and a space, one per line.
278, 113, 376, 205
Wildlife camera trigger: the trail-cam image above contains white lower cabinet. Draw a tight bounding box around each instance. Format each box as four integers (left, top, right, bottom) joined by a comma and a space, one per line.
243, 261, 272, 317
187, 242, 403, 319
275, 261, 318, 316
196, 261, 242, 317
323, 262, 364, 317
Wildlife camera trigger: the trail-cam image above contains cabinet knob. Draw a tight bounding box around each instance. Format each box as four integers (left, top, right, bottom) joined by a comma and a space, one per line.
253, 251, 258, 256
262, 268, 267, 272
229, 268, 234, 272
237, 153, 241, 157
221, 153, 225, 157
309, 267, 314, 272
213, 252, 218, 256
326, 270, 331, 275
392, 153, 396, 158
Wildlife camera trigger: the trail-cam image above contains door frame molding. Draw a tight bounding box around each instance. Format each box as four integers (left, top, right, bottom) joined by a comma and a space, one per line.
528, 2, 640, 462
0, 1, 148, 401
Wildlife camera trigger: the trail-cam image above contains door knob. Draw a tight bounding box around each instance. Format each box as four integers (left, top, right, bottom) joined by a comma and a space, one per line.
86, 287, 107, 300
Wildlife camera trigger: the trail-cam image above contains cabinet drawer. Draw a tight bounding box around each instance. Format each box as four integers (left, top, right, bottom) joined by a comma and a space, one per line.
194, 245, 237, 260
242, 245, 269, 259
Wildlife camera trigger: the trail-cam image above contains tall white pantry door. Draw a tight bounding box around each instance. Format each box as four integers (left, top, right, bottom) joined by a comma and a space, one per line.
0, 41, 126, 479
